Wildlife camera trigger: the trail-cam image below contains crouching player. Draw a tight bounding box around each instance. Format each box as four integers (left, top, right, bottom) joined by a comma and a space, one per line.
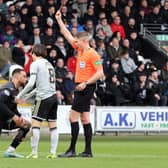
0, 69, 31, 158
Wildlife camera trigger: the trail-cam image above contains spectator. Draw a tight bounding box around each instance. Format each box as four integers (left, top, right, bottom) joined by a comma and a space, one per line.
108, 0, 120, 15
110, 16, 126, 39
0, 12, 5, 33
82, 3, 97, 25
146, 4, 163, 24
5, 3, 21, 23
84, 19, 95, 38
68, 18, 84, 33
134, 61, 146, 81
55, 58, 68, 79
70, 26, 78, 37
20, 5, 29, 25
12, 39, 25, 67
34, 4, 45, 28
44, 0, 56, 12
27, 15, 40, 34
127, 0, 137, 16
45, 17, 58, 36
132, 72, 147, 105
70, 8, 81, 24
136, 9, 148, 31
146, 68, 167, 106
108, 10, 119, 23
95, 27, 106, 42
161, 0, 168, 23
106, 59, 124, 83
105, 73, 125, 105
120, 47, 137, 83
121, 38, 139, 64
120, 5, 133, 28
125, 17, 138, 38
14, 0, 22, 13
97, 11, 106, 24
24, 0, 35, 17
0, 41, 12, 78
54, 36, 68, 60
111, 31, 122, 43
0, 25, 17, 47
160, 60, 168, 83
46, 48, 58, 67
139, 0, 151, 16
0, 0, 7, 14
94, 0, 109, 18
89, 38, 97, 49
43, 27, 56, 48
129, 31, 143, 59
7, 15, 19, 32
55, 57, 72, 104
72, 0, 88, 18
24, 46, 33, 75
66, 55, 77, 75
107, 36, 123, 61
63, 70, 75, 104
60, 5, 71, 24
28, 27, 44, 45
96, 16, 113, 40
45, 5, 56, 21
96, 39, 108, 73
15, 22, 28, 45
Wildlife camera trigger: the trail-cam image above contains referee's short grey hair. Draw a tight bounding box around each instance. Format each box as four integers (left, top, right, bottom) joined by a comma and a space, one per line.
76, 31, 90, 39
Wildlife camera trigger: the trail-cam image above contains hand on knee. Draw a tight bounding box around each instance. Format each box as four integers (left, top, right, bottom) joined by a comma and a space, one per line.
15, 117, 31, 129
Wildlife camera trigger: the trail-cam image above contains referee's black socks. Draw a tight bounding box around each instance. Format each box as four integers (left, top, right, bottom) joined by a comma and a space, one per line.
69, 122, 79, 152
83, 123, 92, 154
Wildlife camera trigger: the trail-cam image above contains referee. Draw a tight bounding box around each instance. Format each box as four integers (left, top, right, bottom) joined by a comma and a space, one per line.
56, 10, 104, 157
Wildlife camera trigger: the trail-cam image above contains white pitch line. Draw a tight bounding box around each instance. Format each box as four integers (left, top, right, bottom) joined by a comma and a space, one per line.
94, 153, 168, 158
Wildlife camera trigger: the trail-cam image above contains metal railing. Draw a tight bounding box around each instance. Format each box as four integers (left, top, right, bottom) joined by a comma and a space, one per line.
140, 23, 168, 55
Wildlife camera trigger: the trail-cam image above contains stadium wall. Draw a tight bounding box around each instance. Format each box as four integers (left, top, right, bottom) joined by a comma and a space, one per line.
17, 105, 168, 134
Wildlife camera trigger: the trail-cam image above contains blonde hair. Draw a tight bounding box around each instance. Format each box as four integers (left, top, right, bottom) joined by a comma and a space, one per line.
76, 31, 90, 39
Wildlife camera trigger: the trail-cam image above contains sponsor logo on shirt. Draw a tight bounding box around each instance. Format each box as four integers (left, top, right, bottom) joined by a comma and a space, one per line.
79, 61, 86, 68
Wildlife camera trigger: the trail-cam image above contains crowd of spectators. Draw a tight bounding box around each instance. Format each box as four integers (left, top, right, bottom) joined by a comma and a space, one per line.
1, 0, 168, 106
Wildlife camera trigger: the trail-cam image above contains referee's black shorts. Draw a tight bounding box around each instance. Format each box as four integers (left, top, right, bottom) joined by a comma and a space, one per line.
72, 84, 96, 112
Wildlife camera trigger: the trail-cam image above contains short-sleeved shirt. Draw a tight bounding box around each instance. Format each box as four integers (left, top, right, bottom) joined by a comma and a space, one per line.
72, 41, 103, 83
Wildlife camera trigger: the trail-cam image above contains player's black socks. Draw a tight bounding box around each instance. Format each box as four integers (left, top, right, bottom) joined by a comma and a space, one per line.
83, 123, 92, 154
68, 122, 79, 152
11, 128, 29, 149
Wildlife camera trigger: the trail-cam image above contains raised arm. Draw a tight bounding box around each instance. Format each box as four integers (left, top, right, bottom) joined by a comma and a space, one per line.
55, 10, 75, 45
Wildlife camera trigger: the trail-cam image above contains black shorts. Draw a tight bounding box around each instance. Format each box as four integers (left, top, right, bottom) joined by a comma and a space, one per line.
32, 95, 58, 122
72, 84, 96, 112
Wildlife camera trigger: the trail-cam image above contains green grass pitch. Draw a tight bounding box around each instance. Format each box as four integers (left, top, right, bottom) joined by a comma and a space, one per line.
0, 134, 168, 168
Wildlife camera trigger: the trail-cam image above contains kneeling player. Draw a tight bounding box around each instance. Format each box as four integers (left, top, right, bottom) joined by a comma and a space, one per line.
0, 69, 31, 158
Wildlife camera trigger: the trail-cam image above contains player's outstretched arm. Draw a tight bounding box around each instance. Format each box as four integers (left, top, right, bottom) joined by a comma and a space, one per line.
55, 10, 75, 45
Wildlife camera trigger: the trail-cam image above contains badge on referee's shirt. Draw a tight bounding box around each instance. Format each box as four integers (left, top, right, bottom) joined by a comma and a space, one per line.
79, 61, 86, 69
